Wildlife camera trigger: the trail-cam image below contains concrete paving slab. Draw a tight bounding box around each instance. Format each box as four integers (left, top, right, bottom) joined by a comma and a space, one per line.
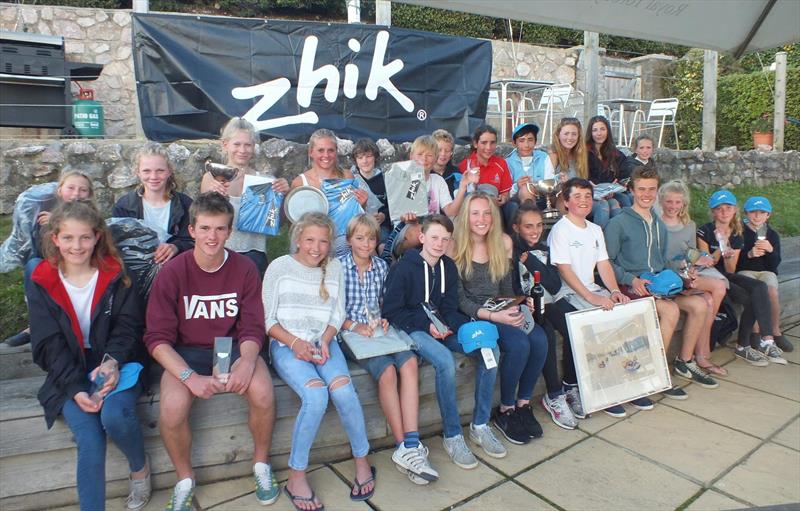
516, 437, 700, 510
723, 356, 800, 401
708, 347, 736, 366
453, 481, 556, 510
714, 443, 800, 507
598, 405, 760, 484
784, 324, 800, 337
475, 405, 588, 475
332, 435, 504, 511
210, 466, 369, 511
780, 341, 800, 365
574, 406, 628, 434
771, 417, 800, 452
664, 380, 798, 439
684, 489, 748, 511
195, 469, 289, 509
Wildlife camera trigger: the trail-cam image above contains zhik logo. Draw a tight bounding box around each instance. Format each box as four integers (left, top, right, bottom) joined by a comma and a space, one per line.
232, 31, 414, 131
184, 293, 239, 320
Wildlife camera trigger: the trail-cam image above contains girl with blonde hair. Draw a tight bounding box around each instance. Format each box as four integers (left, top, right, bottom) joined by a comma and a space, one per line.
263, 211, 374, 510
451, 192, 548, 447
200, 117, 290, 277
113, 142, 193, 265
549, 117, 589, 181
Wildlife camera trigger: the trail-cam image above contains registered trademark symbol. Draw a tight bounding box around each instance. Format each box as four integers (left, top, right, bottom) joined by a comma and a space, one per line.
416, 109, 427, 121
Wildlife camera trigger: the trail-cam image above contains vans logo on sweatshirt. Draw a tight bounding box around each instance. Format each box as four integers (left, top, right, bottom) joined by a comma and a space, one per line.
183, 293, 239, 320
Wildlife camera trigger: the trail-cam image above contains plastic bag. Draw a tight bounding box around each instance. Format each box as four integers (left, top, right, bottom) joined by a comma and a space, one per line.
321, 178, 364, 237
236, 183, 284, 236
107, 217, 161, 300
0, 182, 58, 273
593, 182, 626, 200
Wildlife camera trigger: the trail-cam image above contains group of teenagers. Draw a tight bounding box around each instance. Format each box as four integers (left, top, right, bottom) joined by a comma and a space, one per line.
10, 114, 790, 511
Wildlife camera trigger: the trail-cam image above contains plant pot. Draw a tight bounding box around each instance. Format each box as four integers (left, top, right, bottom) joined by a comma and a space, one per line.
752, 131, 774, 148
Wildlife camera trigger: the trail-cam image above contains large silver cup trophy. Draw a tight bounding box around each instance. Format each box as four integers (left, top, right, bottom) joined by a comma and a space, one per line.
204, 160, 240, 182
534, 179, 561, 220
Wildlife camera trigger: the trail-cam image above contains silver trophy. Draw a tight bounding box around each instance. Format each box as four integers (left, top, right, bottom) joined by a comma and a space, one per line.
534, 179, 561, 220
204, 160, 240, 182
213, 337, 233, 383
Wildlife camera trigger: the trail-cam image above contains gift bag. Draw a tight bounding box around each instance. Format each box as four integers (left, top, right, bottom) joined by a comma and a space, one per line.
236, 182, 284, 236
383, 161, 429, 223
107, 218, 161, 300
321, 178, 363, 237
0, 182, 57, 272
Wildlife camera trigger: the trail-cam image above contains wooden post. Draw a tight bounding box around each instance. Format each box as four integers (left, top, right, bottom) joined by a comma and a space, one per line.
583, 31, 599, 125
702, 49, 718, 152
375, 0, 391, 26
773, 51, 787, 152
347, 0, 361, 24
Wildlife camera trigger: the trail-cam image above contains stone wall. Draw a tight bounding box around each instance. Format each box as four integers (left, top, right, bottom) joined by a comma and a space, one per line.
1, 138, 797, 215
0, 3, 137, 138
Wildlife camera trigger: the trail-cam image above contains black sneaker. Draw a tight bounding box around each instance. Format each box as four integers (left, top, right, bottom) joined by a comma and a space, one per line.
662, 385, 688, 400
514, 403, 544, 438
492, 407, 530, 445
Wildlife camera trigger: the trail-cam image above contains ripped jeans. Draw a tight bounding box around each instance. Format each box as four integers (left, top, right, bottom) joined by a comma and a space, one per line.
270, 339, 370, 470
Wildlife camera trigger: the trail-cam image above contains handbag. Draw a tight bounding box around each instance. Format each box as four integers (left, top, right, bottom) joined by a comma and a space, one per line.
236, 182, 283, 236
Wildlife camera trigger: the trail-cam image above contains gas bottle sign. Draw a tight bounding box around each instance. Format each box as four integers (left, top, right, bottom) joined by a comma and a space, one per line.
132, 13, 491, 143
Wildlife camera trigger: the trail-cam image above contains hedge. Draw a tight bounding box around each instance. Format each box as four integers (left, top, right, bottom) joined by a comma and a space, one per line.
666, 50, 799, 150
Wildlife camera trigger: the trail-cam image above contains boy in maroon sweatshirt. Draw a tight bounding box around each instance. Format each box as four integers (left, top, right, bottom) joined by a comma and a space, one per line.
145, 192, 279, 509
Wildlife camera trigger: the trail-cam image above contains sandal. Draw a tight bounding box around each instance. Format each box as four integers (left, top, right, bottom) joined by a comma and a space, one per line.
696, 359, 728, 377
350, 466, 376, 502
284, 485, 324, 511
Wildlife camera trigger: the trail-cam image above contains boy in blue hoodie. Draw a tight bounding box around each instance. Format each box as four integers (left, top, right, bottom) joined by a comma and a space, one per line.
605, 167, 719, 396
503, 123, 555, 230
383, 215, 504, 469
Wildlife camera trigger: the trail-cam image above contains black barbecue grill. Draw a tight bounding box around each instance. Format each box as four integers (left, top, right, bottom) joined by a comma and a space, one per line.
0, 30, 103, 134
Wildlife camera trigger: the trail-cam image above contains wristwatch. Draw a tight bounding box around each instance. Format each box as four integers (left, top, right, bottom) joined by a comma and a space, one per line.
179, 368, 195, 383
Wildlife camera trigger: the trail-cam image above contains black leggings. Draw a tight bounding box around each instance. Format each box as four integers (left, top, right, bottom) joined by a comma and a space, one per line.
726, 272, 774, 347
544, 298, 579, 386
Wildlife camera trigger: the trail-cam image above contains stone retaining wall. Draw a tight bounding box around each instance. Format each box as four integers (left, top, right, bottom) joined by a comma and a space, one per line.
1, 138, 797, 214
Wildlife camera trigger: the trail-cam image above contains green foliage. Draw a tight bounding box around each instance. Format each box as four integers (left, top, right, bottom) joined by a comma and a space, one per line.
0, 216, 27, 339
666, 49, 799, 150
689, 182, 800, 237
387, 3, 497, 39
37, 0, 123, 7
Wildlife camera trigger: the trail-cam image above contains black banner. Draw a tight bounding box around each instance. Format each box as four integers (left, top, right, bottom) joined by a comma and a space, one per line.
132, 13, 492, 143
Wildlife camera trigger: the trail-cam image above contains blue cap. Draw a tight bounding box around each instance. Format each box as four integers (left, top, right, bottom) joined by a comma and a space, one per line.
512, 123, 540, 141
708, 190, 737, 209
743, 196, 772, 213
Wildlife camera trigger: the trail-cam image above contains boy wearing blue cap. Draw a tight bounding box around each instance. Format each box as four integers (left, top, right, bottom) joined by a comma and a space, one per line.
737, 197, 792, 352
503, 123, 555, 230
697, 191, 785, 365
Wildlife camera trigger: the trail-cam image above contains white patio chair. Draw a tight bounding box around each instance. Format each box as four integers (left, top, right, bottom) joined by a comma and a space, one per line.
485, 90, 516, 141
629, 98, 680, 149
516, 83, 574, 144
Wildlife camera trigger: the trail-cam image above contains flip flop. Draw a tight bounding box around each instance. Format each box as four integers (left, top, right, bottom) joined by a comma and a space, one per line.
284, 485, 324, 511
350, 466, 376, 502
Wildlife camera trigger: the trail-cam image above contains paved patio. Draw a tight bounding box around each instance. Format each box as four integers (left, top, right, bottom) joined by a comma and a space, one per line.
54, 324, 800, 511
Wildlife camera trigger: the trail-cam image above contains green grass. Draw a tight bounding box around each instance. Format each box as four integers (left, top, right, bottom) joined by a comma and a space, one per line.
689, 182, 800, 236
0, 216, 27, 338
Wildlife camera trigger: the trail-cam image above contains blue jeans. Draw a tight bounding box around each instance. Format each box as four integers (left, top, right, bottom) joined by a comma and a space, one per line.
61, 384, 146, 511
409, 331, 498, 437
270, 339, 369, 470
495, 323, 548, 407
591, 198, 622, 228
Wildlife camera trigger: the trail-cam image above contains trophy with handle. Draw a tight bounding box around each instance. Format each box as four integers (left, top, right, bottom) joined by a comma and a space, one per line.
534, 179, 561, 220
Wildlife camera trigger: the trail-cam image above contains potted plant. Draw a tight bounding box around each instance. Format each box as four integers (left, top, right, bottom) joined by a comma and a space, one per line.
751, 114, 774, 148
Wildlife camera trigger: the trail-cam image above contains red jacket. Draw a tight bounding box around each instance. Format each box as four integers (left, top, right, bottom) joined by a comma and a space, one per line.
458, 153, 513, 194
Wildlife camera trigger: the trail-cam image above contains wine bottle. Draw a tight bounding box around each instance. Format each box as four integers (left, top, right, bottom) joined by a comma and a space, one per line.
532, 270, 545, 324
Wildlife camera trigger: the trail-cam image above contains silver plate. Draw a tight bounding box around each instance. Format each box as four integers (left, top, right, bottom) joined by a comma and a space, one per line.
283, 186, 329, 223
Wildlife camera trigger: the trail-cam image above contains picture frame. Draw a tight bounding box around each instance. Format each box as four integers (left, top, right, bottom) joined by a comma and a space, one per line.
566, 297, 672, 415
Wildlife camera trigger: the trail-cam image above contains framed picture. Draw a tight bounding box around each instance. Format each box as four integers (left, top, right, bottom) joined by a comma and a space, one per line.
566, 297, 672, 415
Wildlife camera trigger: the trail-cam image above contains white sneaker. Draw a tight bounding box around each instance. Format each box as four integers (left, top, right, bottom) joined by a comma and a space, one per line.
468, 423, 507, 459
126, 455, 151, 511
758, 341, 788, 365
391, 443, 439, 481
442, 434, 479, 469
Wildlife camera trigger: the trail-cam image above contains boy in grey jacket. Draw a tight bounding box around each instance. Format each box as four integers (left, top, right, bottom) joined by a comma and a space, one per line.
605, 167, 719, 395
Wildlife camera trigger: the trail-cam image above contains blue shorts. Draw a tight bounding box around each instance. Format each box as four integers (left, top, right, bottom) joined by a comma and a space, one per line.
175, 345, 242, 376
340, 341, 417, 381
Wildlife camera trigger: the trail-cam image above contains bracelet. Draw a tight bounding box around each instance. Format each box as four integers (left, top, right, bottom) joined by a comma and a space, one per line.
347, 322, 356, 332
489, 311, 494, 321
610, 289, 621, 296
289, 337, 299, 350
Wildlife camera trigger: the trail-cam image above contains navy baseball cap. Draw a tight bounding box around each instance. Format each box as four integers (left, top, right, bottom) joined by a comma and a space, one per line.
708, 190, 737, 209
512, 123, 540, 141
743, 196, 772, 213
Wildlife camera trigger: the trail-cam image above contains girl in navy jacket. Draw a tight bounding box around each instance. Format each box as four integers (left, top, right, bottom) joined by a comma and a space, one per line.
27, 200, 150, 511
